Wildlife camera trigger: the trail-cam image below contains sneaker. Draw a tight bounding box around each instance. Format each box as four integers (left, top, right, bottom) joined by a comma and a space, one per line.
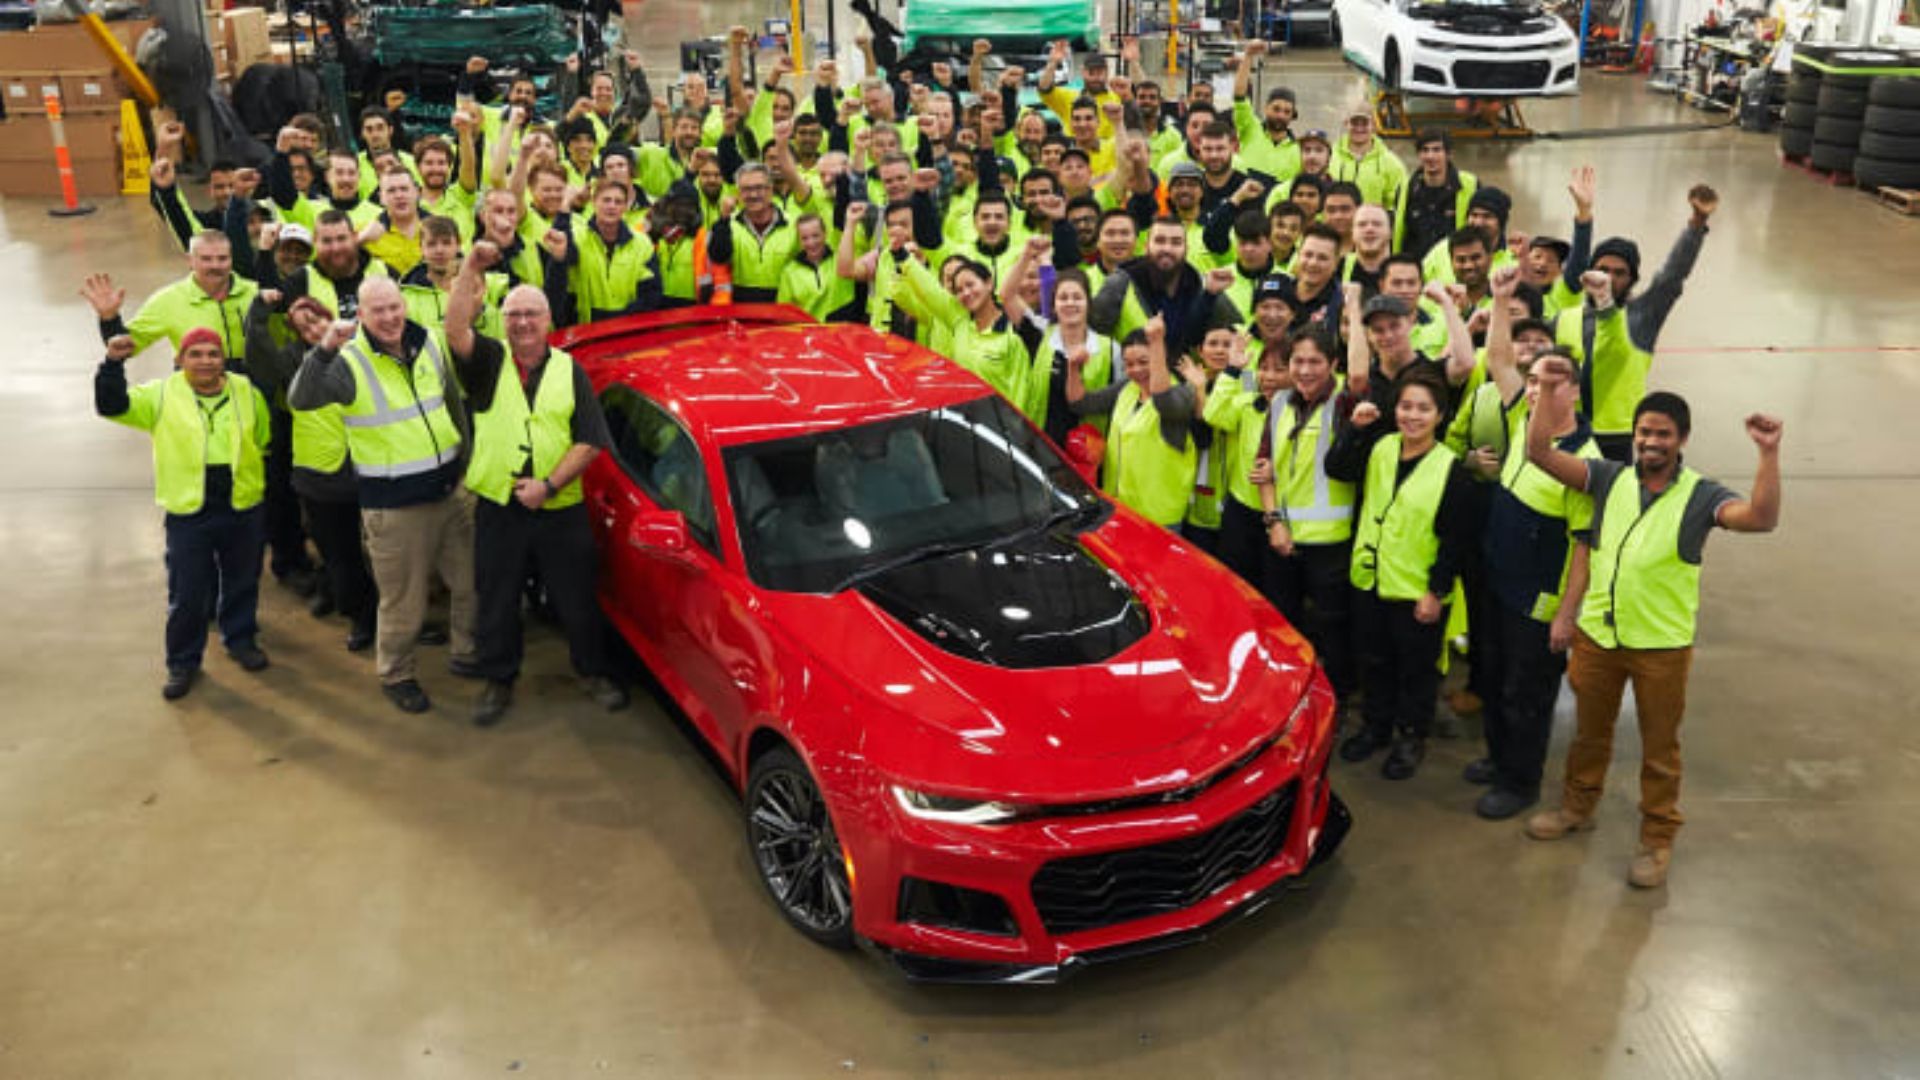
1525, 807, 1596, 841
161, 667, 197, 701
1445, 688, 1484, 718
448, 656, 486, 680
472, 681, 513, 728
229, 644, 271, 673
1628, 845, 1672, 889
345, 623, 375, 653
1475, 787, 1538, 820
308, 590, 336, 618
582, 675, 630, 711
1462, 757, 1497, 785
1381, 736, 1425, 780
382, 679, 432, 714
1339, 728, 1390, 763
417, 623, 450, 647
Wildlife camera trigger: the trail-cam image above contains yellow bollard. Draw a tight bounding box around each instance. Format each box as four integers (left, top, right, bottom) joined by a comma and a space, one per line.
1165, 0, 1180, 76
790, 0, 807, 76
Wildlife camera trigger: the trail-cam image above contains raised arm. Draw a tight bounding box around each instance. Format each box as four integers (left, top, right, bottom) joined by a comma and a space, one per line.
1343, 281, 1371, 396
1564, 166, 1595, 290
968, 38, 992, 99
1001, 234, 1051, 322
1144, 314, 1170, 394
1484, 265, 1524, 403
1717, 415, 1783, 533
1523, 364, 1594, 492
1427, 280, 1477, 384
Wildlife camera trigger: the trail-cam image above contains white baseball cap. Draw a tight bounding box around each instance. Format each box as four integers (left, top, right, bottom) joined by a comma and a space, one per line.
277, 223, 314, 248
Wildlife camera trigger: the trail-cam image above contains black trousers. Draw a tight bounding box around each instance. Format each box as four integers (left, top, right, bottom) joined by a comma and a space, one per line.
1479, 603, 1568, 796
1354, 591, 1446, 741
264, 406, 313, 578
302, 496, 377, 631
1454, 482, 1498, 704
1594, 433, 1633, 463
1217, 499, 1266, 588
474, 499, 608, 683
1269, 540, 1357, 702
163, 500, 264, 672
1181, 521, 1221, 555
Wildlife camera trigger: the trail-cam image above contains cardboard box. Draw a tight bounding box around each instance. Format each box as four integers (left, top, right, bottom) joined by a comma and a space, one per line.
0, 154, 120, 198
223, 7, 270, 73
58, 71, 120, 114
1, 72, 64, 115
0, 18, 155, 72
0, 114, 120, 164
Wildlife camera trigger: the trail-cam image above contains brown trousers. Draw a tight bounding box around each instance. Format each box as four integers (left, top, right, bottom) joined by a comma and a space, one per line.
1562, 631, 1694, 849
362, 492, 477, 684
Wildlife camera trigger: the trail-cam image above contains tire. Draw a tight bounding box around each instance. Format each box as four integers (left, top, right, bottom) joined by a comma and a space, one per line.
744, 746, 854, 948
1855, 154, 1920, 190
1865, 104, 1920, 137
1810, 140, 1855, 172
1384, 43, 1402, 91
1813, 115, 1863, 145
1859, 130, 1920, 161
1818, 84, 1870, 116
1787, 74, 1820, 104
1779, 125, 1814, 157
1783, 101, 1818, 128
1869, 76, 1920, 110
1329, 11, 1343, 46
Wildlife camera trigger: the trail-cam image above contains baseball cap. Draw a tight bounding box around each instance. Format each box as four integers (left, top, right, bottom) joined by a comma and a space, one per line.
1166, 160, 1205, 183
1253, 275, 1298, 309
1299, 128, 1331, 148
1362, 294, 1412, 322
276, 223, 313, 248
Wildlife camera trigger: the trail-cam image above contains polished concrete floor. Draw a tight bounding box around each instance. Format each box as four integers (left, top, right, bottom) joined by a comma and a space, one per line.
3, 18, 1920, 1078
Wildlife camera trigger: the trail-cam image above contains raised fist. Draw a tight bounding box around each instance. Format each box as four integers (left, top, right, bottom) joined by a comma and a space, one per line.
1687, 183, 1719, 220
1144, 313, 1166, 340
1350, 400, 1381, 428
1234, 178, 1266, 205
540, 229, 569, 261
148, 156, 175, 187
1247, 40, 1270, 57
1490, 264, 1520, 298
1204, 267, 1237, 294
466, 55, 490, 75
321, 318, 358, 351
468, 240, 503, 271
384, 89, 407, 112
1745, 413, 1783, 451
973, 39, 993, 58
105, 333, 136, 361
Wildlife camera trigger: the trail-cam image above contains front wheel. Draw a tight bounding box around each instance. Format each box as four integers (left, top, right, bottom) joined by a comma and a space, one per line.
746, 746, 855, 948
1329, 11, 1343, 46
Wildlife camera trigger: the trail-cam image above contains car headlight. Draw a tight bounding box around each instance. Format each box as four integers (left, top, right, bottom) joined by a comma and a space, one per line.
891, 786, 1020, 824
1417, 38, 1454, 51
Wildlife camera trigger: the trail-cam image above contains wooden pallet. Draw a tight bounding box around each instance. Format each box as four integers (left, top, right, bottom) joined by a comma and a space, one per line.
1780, 152, 1855, 187
1872, 186, 1920, 215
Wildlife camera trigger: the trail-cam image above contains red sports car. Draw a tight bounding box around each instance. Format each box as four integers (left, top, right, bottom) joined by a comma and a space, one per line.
561, 305, 1350, 983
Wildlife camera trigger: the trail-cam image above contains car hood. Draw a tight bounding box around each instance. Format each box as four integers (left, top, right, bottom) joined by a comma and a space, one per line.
758, 512, 1319, 804
1409, 4, 1563, 36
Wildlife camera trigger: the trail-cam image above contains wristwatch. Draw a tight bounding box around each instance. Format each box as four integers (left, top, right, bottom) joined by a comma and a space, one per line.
541, 477, 557, 497
1263, 510, 1286, 527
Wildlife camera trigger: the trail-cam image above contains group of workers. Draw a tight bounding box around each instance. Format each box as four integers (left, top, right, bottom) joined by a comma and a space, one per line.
89, 24, 1782, 888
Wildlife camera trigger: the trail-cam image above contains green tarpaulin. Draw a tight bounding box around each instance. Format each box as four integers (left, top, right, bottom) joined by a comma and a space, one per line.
902, 0, 1100, 50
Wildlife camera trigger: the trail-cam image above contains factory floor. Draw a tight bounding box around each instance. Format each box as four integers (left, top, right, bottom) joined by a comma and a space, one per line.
2, 16, 1918, 1078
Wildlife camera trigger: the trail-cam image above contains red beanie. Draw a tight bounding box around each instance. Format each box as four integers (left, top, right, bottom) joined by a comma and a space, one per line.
178, 327, 223, 356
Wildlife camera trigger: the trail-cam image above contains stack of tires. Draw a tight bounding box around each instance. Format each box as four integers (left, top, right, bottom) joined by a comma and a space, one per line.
1857, 78, 1920, 193
1810, 75, 1873, 174
1779, 71, 1819, 157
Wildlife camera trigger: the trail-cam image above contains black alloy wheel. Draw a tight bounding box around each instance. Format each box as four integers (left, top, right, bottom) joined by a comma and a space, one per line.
746, 747, 854, 947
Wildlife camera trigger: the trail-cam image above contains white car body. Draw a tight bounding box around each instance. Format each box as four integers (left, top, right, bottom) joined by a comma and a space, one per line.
1333, 0, 1581, 97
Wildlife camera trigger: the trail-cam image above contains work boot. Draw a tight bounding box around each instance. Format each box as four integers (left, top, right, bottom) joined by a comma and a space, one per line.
308, 589, 336, 618
382, 679, 432, 714
1381, 735, 1425, 780
1339, 728, 1390, 763
278, 566, 318, 598
1475, 787, 1538, 821
161, 667, 198, 701
582, 675, 630, 711
472, 681, 513, 728
229, 644, 271, 673
1525, 807, 1596, 841
1628, 846, 1672, 889
417, 623, 450, 646
1462, 757, 1497, 785
448, 655, 485, 680
345, 621, 375, 653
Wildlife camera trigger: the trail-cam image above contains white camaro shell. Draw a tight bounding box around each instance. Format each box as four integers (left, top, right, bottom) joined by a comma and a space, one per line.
1332, 0, 1581, 97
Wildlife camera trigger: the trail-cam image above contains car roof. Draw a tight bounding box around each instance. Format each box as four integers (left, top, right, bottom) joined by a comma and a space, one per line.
556, 305, 996, 447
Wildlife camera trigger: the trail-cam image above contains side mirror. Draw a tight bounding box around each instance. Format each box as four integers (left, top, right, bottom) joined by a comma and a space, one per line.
629, 508, 690, 554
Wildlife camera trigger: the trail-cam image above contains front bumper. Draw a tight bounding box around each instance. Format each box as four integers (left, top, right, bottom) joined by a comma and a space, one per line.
838, 674, 1348, 982
1401, 34, 1581, 97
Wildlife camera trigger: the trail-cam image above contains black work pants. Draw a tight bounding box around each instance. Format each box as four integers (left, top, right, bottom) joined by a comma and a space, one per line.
302, 496, 376, 631
1217, 498, 1266, 589
264, 405, 313, 578
163, 499, 264, 672
1456, 482, 1498, 704
473, 498, 608, 683
1354, 591, 1446, 741
1480, 603, 1567, 797
1268, 540, 1357, 702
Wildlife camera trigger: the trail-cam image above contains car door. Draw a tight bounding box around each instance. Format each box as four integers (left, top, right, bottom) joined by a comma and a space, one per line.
596, 383, 763, 755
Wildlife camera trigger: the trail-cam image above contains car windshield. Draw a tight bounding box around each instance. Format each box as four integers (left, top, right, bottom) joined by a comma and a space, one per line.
724, 394, 1103, 594
1410, 0, 1537, 9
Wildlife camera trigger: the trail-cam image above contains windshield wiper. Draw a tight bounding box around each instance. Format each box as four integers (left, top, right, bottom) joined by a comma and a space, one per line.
989, 497, 1111, 551
831, 537, 985, 594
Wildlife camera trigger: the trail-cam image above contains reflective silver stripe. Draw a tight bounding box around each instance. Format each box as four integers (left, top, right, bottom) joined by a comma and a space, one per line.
343, 395, 445, 428
1278, 398, 1353, 523
352, 444, 460, 478
341, 344, 393, 416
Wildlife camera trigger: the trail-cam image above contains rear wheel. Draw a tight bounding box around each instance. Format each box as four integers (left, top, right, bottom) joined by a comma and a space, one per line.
746, 746, 854, 948
1384, 43, 1402, 91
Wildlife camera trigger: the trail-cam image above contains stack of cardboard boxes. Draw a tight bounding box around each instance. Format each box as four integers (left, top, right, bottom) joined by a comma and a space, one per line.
209, 4, 272, 81
0, 17, 151, 197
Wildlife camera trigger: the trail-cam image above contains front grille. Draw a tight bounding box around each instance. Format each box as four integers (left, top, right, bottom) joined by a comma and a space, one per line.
1452, 59, 1551, 91
1030, 782, 1298, 935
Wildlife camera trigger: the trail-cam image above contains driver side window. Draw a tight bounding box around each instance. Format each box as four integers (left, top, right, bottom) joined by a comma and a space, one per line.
601, 384, 718, 553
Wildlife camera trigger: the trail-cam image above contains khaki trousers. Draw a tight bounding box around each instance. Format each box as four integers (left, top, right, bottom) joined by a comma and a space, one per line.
362, 491, 477, 684
1562, 631, 1694, 849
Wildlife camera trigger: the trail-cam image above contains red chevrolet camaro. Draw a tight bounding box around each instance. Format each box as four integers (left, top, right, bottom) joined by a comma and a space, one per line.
559, 305, 1350, 983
